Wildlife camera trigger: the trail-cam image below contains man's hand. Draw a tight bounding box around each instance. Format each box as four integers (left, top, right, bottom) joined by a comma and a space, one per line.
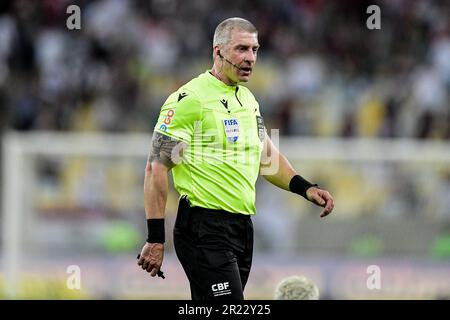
306, 187, 334, 218
137, 242, 164, 277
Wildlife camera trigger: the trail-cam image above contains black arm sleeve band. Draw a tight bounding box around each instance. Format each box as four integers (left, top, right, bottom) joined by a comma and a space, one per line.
289, 175, 318, 200
147, 219, 165, 243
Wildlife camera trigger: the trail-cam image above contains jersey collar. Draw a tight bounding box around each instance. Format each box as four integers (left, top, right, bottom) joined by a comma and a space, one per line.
206, 70, 239, 91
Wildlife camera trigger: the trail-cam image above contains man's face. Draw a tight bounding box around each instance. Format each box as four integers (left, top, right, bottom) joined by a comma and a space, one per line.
218, 31, 259, 84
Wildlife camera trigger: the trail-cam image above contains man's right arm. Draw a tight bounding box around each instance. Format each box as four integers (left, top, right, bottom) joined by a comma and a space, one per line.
137, 131, 186, 277
144, 132, 185, 219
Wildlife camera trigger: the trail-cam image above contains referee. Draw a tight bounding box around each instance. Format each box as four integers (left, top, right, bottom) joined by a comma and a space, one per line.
137, 17, 334, 300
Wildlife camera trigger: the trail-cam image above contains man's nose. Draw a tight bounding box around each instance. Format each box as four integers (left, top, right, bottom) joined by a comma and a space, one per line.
245, 50, 256, 63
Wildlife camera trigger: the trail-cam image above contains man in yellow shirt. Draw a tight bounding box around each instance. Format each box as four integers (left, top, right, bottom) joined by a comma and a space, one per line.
137, 17, 334, 300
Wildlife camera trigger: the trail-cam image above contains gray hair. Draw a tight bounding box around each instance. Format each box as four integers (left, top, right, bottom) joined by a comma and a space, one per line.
213, 17, 257, 47
274, 276, 320, 300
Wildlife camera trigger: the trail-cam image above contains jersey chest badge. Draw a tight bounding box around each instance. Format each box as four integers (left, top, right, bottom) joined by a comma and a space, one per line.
256, 115, 265, 141
223, 118, 240, 143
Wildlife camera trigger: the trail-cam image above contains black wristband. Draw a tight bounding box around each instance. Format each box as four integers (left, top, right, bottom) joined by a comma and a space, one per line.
147, 219, 165, 243
289, 175, 318, 200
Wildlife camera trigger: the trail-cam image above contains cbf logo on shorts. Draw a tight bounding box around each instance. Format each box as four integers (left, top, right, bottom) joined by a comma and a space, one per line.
211, 282, 231, 297
223, 118, 240, 143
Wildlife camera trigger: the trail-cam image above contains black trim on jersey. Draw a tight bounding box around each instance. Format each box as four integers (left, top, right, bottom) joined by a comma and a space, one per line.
235, 87, 243, 107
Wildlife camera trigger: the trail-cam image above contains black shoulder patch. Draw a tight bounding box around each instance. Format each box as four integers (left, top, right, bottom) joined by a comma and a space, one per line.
178, 92, 188, 102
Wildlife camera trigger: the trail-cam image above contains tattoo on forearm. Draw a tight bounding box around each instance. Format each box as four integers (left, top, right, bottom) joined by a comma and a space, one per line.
147, 132, 186, 167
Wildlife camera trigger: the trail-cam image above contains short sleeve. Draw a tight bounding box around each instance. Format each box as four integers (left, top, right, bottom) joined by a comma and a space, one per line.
153, 89, 201, 143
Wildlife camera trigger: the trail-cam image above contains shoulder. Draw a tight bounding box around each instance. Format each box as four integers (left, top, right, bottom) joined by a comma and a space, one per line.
165, 79, 202, 106
238, 85, 260, 113
164, 74, 207, 105
238, 85, 258, 103
180, 73, 210, 97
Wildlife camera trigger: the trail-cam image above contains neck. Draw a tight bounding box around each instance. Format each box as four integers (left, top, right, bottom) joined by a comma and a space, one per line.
211, 64, 237, 86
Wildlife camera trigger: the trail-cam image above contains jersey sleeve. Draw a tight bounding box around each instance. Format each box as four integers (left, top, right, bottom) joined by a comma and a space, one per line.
153, 89, 201, 143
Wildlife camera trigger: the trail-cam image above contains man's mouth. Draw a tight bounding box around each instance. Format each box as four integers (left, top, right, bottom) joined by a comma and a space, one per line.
240, 67, 252, 73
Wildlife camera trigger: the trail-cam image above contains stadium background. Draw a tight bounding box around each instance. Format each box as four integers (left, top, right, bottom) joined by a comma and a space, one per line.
0, 0, 449, 299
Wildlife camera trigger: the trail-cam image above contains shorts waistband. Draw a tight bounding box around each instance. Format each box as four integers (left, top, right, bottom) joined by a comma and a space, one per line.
190, 205, 251, 220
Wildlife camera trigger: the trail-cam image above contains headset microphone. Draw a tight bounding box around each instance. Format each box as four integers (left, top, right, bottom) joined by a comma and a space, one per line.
218, 51, 243, 70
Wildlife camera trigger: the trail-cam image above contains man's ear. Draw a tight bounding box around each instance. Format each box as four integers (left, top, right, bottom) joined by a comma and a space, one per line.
214, 46, 221, 58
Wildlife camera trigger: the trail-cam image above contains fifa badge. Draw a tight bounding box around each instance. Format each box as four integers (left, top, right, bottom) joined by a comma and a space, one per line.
223, 118, 240, 143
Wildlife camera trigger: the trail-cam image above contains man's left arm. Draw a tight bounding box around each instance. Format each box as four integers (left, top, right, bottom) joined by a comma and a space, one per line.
260, 135, 334, 218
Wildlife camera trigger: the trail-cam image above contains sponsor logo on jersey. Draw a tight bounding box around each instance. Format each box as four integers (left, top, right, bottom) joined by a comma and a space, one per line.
177, 92, 188, 102
220, 99, 228, 110
163, 109, 175, 125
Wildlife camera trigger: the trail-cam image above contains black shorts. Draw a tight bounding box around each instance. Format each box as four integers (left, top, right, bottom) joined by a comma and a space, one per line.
173, 196, 254, 300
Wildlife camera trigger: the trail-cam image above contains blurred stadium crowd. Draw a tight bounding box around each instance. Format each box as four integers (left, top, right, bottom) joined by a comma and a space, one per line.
0, 1, 450, 300
0, 0, 448, 138
0, 0, 448, 242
